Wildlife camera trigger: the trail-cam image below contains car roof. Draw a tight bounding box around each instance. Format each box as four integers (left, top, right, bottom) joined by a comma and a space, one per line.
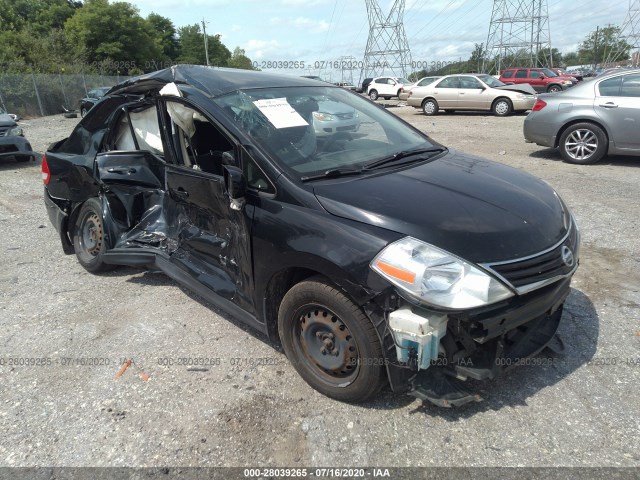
108, 65, 330, 97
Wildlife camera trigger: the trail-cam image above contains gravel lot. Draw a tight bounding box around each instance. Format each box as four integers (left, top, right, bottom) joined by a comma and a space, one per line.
0, 105, 638, 469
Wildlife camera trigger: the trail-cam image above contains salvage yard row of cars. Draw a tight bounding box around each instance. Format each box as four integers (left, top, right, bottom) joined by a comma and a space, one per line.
2, 64, 634, 408
42, 65, 582, 407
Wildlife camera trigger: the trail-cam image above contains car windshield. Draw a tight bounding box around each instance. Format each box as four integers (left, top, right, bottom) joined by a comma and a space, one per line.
477, 75, 506, 88
541, 68, 559, 77
214, 86, 434, 179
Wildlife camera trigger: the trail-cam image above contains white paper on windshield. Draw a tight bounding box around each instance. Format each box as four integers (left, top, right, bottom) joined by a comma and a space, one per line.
253, 98, 308, 129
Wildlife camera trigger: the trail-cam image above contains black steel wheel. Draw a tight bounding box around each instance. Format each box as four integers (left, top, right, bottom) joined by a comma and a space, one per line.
558, 122, 608, 165
72, 197, 114, 273
278, 277, 386, 403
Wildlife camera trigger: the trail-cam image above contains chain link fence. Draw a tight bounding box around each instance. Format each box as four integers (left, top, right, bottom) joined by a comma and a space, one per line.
0, 74, 131, 119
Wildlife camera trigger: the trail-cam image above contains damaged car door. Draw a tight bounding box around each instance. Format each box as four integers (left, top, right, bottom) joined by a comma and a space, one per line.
159, 98, 255, 313
96, 98, 255, 314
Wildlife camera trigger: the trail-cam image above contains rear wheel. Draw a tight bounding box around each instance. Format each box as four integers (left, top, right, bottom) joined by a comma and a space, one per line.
492, 98, 513, 116
422, 98, 439, 116
278, 277, 386, 403
369, 90, 378, 101
72, 197, 115, 273
558, 122, 607, 165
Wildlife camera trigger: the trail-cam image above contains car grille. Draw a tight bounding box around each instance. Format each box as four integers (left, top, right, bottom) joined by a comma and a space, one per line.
481, 221, 579, 294
0, 127, 9, 137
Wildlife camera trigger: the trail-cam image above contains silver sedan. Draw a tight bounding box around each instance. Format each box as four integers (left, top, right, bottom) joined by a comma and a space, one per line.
524, 69, 640, 164
407, 74, 536, 116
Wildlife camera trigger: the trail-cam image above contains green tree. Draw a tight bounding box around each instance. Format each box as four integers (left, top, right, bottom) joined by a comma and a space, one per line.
147, 13, 180, 62
578, 25, 632, 65
228, 47, 255, 70
177, 24, 231, 66
64, 0, 162, 74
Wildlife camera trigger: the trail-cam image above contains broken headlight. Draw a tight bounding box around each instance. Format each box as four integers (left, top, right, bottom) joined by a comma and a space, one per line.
8, 126, 23, 137
371, 237, 514, 309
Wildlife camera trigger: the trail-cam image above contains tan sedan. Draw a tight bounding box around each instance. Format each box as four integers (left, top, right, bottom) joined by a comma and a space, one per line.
407, 74, 536, 116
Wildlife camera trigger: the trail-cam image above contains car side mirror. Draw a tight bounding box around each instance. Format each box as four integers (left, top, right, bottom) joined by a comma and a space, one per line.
539, 74, 545, 79
223, 165, 246, 211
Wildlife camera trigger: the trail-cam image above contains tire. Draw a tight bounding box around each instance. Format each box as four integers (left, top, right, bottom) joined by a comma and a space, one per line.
558, 122, 608, 165
80, 107, 87, 117
547, 84, 562, 93
492, 97, 513, 117
369, 90, 378, 101
72, 198, 115, 273
422, 98, 438, 116
278, 276, 386, 403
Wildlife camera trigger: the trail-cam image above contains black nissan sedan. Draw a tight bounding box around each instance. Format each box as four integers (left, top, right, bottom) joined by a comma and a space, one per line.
43, 66, 580, 406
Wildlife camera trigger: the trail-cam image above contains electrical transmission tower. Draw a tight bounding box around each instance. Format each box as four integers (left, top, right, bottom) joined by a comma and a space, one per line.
483, 0, 553, 74
604, 1, 640, 66
359, 0, 412, 83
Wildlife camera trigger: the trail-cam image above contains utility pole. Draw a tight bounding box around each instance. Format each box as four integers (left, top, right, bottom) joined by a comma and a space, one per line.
201, 19, 210, 66
593, 26, 600, 71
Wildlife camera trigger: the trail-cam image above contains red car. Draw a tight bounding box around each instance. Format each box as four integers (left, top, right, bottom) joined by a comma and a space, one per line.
499, 68, 576, 93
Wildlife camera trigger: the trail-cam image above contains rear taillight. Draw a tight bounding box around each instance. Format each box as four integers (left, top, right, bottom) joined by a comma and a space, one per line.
532, 99, 547, 111
42, 154, 50, 185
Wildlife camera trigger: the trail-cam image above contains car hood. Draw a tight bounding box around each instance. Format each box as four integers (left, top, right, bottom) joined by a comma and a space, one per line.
494, 84, 537, 95
0, 114, 17, 127
313, 150, 568, 263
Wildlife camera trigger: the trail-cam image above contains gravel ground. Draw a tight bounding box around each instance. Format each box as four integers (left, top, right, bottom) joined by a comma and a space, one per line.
0, 107, 638, 469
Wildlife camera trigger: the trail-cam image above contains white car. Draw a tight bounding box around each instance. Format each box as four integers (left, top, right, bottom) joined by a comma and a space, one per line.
367, 76, 411, 100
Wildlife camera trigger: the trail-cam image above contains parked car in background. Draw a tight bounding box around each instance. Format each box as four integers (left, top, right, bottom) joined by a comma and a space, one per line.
398, 76, 440, 101
311, 99, 360, 137
499, 68, 575, 93
79, 87, 111, 116
551, 68, 582, 82
0, 111, 35, 162
367, 76, 411, 100
407, 73, 536, 116
43, 65, 579, 407
355, 77, 373, 93
524, 69, 640, 164
334, 82, 357, 91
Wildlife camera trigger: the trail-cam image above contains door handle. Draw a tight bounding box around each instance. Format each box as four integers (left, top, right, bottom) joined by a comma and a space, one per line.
107, 167, 136, 174
599, 102, 618, 108
174, 187, 189, 198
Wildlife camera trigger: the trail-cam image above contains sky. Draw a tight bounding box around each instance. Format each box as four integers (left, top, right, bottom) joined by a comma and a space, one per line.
133, 0, 632, 81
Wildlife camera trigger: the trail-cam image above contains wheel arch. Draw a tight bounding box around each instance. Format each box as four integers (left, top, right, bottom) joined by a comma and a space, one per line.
261, 261, 376, 343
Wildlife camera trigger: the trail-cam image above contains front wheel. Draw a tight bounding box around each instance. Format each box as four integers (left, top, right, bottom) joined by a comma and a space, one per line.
547, 85, 562, 93
422, 98, 439, 116
278, 277, 386, 403
492, 98, 513, 116
558, 122, 607, 165
72, 197, 115, 273
80, 107, 87, 117
369, 90, 378, 101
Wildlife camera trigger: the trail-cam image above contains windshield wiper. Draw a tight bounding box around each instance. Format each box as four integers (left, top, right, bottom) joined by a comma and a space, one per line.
301, 168, 363, 182
364, 147, 446, 170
